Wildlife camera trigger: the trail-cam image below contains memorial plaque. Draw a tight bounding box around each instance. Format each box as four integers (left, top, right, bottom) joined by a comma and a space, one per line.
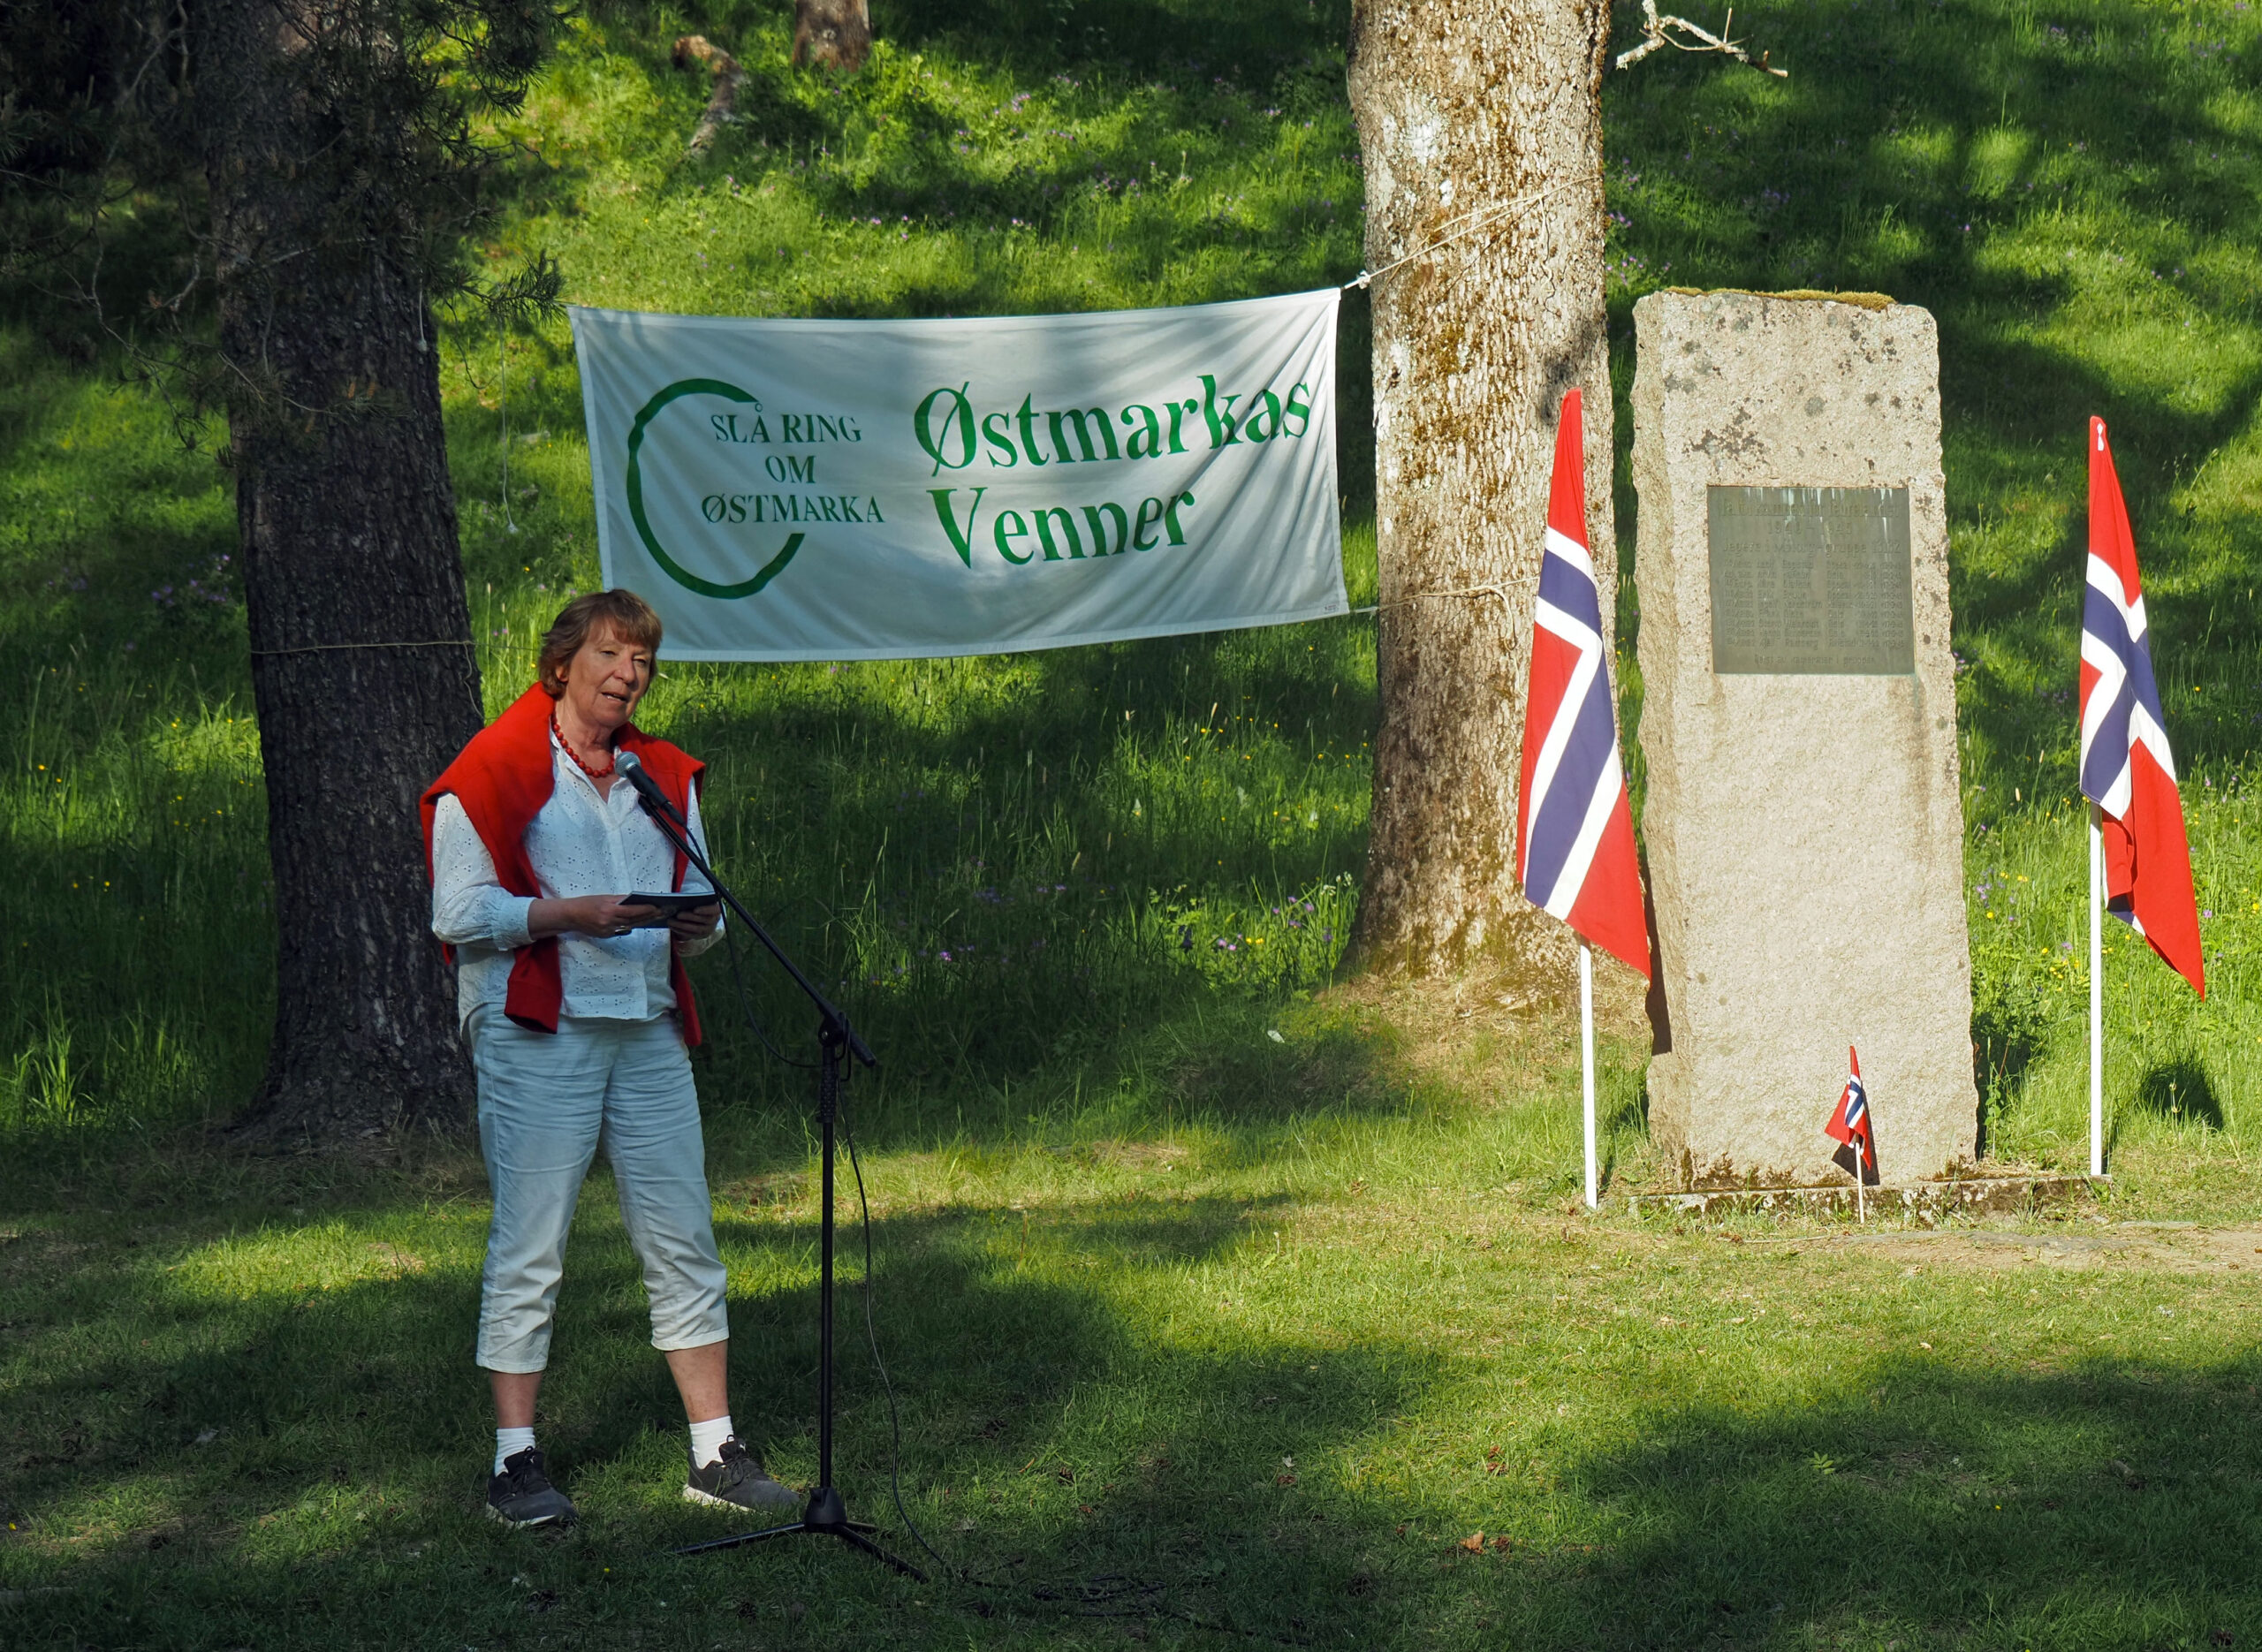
1632, 291, 1976, 1188
1707, 486, 1915, 675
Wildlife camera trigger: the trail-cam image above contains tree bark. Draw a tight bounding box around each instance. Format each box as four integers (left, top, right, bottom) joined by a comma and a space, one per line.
197, 0, 485, 1142
792, 0, 871, 70
1346, 0, 1617, 986
673, 35, 747, 155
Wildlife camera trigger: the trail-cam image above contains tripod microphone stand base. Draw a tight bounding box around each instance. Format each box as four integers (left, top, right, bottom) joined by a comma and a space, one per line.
670, 1485, 925, 1578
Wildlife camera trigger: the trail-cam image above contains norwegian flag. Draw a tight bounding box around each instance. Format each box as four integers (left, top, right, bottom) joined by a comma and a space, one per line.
1824, 1046, 1876, 1183
1514, 389, 1650, 979
2079, 418, 2205, 997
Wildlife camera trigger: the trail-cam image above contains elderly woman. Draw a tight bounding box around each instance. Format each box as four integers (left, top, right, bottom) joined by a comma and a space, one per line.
421, 588, 796, 1529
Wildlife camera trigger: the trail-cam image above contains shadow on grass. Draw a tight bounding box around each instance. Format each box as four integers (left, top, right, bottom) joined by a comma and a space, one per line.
628, 615, 1390, 1131
1544, 1359, 2262, 1648
0, 1189, 1438, 1646
2133, 1056, 2225, 1130
9, 1183, 2262, 1646
1970, 974, 2049, 1156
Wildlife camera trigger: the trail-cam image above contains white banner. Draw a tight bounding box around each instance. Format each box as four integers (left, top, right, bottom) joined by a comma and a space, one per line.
569, 290, 1345, 660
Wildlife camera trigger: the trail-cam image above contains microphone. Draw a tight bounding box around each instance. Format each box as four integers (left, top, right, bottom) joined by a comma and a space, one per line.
614, 748, 683, 824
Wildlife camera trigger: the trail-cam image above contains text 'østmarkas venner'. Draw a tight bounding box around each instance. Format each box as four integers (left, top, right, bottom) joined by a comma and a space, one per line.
915, 374, 1318, 567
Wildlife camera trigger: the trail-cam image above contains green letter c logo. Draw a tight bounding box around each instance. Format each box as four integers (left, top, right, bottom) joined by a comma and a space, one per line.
626, 378, 804, 600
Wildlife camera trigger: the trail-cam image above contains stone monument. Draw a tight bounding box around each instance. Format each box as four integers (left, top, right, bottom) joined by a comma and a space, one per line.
1631, 290, 1977, 1187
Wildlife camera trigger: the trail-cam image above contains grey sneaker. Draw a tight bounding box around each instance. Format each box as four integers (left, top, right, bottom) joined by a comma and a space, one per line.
486, 1446, 576, 1529
684, 1438, 800, 1515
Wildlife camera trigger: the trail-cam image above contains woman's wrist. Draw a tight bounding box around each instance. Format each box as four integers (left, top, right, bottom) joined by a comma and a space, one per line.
528, 898, 594, 939
527, 895, 657, 941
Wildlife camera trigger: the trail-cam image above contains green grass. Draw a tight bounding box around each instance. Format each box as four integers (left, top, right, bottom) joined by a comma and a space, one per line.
6, 0, 2262, 1643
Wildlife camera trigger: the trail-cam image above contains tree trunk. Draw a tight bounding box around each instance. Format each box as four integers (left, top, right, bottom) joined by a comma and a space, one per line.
1345, 0, 1617, 986
197, 0, 485, 1143
792, 0, 871, 70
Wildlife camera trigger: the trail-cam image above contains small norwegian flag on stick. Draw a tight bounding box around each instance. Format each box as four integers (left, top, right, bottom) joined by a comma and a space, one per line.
1824, 1046, 1876, 1218
1515, 388, 1651, 1211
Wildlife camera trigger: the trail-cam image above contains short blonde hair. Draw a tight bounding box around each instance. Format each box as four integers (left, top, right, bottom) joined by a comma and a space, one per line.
536, 589, 664, 699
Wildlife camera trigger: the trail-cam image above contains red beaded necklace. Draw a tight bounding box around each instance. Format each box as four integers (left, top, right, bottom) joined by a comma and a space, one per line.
551, 712, 616, 780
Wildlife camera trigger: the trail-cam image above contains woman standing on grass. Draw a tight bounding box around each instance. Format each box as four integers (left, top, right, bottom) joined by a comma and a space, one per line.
420, 588, 798, 1529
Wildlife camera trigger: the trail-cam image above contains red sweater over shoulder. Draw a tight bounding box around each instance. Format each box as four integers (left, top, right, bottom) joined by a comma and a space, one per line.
421, 682, 706, 1043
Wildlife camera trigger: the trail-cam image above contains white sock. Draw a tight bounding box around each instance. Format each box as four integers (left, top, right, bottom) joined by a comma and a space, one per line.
687, 1414, 735, 1468
494, 1426, 536, 1475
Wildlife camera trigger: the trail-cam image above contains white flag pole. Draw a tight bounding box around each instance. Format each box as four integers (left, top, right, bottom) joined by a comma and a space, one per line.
2090, 803, 2106, 1178
1580, 944, 1598, 1210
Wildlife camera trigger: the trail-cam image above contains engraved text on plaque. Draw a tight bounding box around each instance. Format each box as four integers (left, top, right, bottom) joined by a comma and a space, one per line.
1707, 485, 1916, 674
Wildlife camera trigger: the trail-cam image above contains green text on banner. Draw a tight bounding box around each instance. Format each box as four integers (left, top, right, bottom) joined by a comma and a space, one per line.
568, 290, 1346, 661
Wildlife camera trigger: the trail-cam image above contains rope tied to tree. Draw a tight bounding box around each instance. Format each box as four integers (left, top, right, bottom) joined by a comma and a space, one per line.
1342, 181, 1579, 292
1347, 584, 1519, 618
250, 640, 476, 656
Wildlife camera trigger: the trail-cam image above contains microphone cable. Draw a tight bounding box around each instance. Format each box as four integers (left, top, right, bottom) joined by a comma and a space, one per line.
839, 1095, 960, 1581
839, 1093, 1302, 1642
719, 949, 1168, 1600
710, 890, 1304, 1641
671, 801, 959, 1572
709, 918, 954, 1578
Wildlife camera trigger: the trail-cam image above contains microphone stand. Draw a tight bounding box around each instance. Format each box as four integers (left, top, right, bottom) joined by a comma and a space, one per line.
618, 756, 922, 1580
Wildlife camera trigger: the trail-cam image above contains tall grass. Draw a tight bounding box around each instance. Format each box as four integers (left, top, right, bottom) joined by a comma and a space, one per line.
0, 338, 262, 1135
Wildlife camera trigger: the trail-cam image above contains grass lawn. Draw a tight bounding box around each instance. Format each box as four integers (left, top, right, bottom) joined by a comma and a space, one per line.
5, 0, 2262, 1645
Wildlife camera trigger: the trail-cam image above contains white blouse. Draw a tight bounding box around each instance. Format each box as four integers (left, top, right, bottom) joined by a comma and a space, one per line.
430, 729, 723, 1027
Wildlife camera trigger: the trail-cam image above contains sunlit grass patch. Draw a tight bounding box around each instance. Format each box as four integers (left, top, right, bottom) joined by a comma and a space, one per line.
171, 1226, 448, 1300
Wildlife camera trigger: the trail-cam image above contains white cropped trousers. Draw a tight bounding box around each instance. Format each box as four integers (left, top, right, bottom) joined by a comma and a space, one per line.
467, 1005, 730, 1374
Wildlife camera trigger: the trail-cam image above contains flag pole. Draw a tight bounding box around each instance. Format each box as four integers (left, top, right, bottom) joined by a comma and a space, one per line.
2089, 802, 2106, 1178
1580, 944, 1598, 1210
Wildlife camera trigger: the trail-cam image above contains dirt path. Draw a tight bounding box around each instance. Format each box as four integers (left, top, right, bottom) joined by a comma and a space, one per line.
1748, 1222, 2262, 1275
